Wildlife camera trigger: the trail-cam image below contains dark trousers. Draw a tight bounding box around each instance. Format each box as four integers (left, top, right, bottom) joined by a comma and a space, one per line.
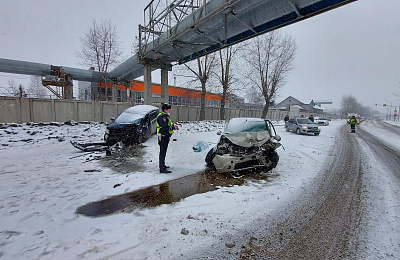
351, 124, 355, 130
158, 135, 170, 170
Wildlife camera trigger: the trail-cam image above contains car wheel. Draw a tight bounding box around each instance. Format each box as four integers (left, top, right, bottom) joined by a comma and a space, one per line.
285, 126, 289, 132
205, 148, 216, 166
270, 151, 279, 168
264, 151, 279, 172
296, 128, 301, 135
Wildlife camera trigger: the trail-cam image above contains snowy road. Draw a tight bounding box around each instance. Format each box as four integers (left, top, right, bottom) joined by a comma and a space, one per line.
236, 121, 400, 259
239, 121, 400, 259
0, 119, 399, 259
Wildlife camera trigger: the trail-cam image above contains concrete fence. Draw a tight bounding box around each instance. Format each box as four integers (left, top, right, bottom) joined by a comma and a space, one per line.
0, 96, 325, 124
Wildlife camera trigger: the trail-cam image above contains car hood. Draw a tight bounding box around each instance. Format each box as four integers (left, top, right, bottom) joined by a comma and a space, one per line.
301, 123, 318, 127
107, 122, 139, 130
222, 131, 271, 148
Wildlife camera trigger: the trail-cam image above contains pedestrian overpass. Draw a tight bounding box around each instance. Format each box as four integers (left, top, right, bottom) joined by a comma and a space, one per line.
0, 0, 356, 101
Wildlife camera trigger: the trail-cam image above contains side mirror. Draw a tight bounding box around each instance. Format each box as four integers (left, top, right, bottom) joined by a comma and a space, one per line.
217, 130, 222, 135
273, 135, 281, 141
110, 117, 115, 122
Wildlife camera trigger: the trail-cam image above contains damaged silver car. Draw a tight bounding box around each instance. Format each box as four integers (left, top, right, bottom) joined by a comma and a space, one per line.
205, 118, 281, 173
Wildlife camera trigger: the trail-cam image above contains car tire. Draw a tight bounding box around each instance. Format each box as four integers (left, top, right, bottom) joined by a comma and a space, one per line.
285, 126, 289, 132
296, 128, 301, 135
264, 151, 279, 171
205, 148, 216, 166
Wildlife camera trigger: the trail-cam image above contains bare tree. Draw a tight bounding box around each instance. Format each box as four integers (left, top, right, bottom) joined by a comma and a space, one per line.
341, 95, 379, 119
182, 54, 217, 120
26, 76, 49, 98
246, 85, 264, 105
243, 31, 296, 118
215, 45, 241, 120
1, 79, 24, 97
77, 19, 122, 100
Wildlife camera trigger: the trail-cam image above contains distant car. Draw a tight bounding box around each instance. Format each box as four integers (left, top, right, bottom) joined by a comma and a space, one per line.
205, 118, 282, 174
104, 105, 160, 146
285, 118, 321, 135
314, 117, 330, 126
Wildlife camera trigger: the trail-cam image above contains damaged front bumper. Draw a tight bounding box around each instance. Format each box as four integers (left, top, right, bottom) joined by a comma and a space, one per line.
213, 153, 272, 173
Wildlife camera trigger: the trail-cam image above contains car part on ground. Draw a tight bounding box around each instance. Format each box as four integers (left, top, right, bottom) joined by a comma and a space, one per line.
205, 118, 281, 174
285, 118, 321, 135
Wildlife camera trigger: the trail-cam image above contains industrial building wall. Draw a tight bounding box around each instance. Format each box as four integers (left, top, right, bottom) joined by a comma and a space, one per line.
0, 96, 313, 124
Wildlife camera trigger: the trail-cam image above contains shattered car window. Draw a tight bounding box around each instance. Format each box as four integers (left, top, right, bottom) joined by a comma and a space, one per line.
224, 119, 267, 134
115, 112, 143, 124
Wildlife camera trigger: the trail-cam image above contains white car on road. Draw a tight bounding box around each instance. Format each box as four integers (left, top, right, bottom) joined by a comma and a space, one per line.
315, 117, 330, 126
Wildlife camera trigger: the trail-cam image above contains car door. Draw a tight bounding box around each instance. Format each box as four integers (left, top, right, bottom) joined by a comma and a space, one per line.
286, 119, 295, 131
141, 113, 151, 139
149, 110, 158, 134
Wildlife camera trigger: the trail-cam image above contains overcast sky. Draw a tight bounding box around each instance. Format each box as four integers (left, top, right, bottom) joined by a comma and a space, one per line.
1, 0, 399, 114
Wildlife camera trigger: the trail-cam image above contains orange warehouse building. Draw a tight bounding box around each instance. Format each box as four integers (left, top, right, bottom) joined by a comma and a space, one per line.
93, 80, 228, 108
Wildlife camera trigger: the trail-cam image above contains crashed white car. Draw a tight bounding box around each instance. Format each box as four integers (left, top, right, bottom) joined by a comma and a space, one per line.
205, 118, 281, 173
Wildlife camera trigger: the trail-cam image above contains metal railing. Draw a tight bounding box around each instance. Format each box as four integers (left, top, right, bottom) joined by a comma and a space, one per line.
138, 0, 207, 57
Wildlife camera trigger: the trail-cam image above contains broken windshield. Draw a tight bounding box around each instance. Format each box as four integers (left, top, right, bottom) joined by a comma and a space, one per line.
224, 118, 267, 134
115, 112, 143, 124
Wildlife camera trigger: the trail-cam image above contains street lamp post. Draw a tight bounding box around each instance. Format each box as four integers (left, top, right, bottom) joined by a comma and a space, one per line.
385, 100, 390, 120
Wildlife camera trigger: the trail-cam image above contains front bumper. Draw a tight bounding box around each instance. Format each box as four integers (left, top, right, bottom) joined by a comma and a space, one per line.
213, 153, 271, 173
300, 127, 320, 134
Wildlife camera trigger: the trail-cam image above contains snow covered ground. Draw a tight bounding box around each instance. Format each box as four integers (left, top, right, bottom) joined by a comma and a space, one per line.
0, 119, 398, 259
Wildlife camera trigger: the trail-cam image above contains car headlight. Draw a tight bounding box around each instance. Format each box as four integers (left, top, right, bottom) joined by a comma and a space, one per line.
302, 126, 308, 129
318, 127, 321, 130
105, 129, 110, 134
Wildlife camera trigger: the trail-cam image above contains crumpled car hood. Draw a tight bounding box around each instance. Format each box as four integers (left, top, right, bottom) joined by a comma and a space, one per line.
222, 131, 271, 147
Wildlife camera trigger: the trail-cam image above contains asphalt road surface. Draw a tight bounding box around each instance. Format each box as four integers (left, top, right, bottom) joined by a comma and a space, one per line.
238, 121, 400, 259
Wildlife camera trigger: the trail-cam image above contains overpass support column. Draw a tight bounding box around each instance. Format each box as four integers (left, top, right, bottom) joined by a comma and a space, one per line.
144, 64, 152, 105
161, 69, 169, 104
63, 82, 74, 100
112, 83, 117, 102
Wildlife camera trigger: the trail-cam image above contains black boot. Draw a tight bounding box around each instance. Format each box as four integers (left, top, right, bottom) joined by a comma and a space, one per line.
160, 168, 171, 173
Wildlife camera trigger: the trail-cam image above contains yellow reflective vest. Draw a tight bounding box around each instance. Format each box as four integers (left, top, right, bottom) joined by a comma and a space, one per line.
156, 112, 174, 135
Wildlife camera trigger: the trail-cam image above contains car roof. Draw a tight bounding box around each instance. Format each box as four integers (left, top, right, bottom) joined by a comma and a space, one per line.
123, 105, 159, 115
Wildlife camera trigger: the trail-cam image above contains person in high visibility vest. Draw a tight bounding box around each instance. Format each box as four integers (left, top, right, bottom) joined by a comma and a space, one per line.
349, 115, 357, 133
156, 103, 179, 173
